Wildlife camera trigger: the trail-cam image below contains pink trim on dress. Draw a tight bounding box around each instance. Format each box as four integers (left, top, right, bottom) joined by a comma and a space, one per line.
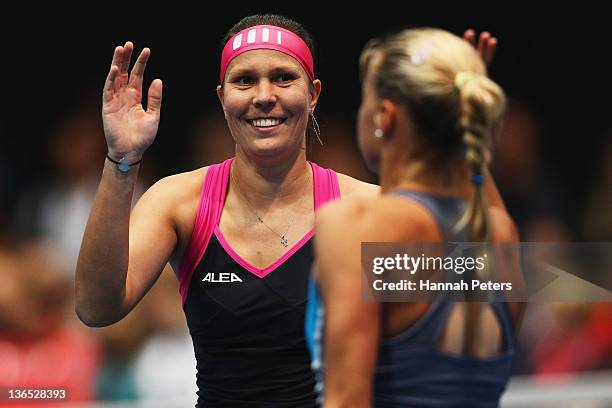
178, 159, 340, 305
310, 161, 341, 210
178, 158, 233, 304
213, 226, 314, 279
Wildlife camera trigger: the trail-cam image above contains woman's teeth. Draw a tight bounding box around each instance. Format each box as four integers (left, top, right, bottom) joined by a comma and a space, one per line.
251, 118, 283, 127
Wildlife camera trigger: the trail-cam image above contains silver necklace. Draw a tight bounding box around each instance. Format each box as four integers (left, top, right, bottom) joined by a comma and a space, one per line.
230, 169, 291, 247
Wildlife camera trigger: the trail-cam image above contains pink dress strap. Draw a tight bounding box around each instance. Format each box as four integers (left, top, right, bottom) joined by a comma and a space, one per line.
178, 158, 233, 304
309, 161, 341, 209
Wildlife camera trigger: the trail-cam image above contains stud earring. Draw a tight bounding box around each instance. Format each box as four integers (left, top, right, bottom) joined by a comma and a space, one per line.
374, 128, 384, 139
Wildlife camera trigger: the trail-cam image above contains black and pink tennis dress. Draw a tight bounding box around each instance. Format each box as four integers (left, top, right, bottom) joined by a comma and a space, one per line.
178, 158, 340, 407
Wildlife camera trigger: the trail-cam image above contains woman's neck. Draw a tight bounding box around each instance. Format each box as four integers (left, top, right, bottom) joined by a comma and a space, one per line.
379, 153, 473, 199
231, 148, 312, 206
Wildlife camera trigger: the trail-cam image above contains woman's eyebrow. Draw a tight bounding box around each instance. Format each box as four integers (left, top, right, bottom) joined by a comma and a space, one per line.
269, 65, 301, 72
226, 67, 256, 77
228, 64, 301, 76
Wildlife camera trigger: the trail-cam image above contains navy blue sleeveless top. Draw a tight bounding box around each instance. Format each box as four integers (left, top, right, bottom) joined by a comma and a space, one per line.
306, 190, 517, 408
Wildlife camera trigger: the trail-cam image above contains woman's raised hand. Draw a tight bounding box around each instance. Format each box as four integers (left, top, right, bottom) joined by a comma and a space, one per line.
464, 29, 497, 66
102, 42, 163, 162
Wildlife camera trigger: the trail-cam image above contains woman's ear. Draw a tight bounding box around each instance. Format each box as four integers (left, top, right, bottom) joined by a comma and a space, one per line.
216, 85, 227, 118
216, 85, 224, 104
309, 79, 322, 112
376, 99, 397, 138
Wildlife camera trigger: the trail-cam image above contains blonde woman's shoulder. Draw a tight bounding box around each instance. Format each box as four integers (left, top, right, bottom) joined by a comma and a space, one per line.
336, 172, 380, 199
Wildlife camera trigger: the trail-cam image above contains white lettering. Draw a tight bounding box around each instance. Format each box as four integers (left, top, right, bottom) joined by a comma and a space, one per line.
409, 256, 421, 274
373, 280, 416, 291
420, 280, 468, 291
476, 256, 485, 270
202, 272, 243, 283
471, 280, 512, 291
373, 257, 385, 274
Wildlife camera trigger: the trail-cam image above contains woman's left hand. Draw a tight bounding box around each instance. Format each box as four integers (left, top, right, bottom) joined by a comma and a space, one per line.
464, 29, 497, 66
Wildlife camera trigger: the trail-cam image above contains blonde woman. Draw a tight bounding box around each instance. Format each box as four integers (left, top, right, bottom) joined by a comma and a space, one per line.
308, 28, 524, 407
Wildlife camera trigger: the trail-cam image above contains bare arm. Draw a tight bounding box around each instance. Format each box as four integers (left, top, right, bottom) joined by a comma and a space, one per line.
315, 202, 381, 408
75, 41, 169, 327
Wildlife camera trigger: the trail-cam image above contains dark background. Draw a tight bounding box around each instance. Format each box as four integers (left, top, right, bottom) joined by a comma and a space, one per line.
2, 2, 611, 237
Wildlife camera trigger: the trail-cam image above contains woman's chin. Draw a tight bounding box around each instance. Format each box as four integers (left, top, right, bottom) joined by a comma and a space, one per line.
251, 137, 301, 156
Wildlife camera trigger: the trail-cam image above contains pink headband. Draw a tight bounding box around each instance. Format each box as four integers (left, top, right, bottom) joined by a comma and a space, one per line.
220, 24, 314, 83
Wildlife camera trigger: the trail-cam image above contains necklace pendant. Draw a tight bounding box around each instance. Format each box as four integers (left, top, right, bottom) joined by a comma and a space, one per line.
280, 236, 288, 247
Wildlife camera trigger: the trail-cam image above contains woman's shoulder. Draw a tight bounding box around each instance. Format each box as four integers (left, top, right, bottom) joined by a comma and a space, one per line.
147, 166, 209, 201
316, 194, 440, 244
134, 167, 211, 223
335, 172, 380, 199
138, 167, 211, 242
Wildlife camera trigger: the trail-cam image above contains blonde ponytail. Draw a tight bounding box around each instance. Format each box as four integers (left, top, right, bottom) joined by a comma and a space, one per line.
453, 72, 506, 243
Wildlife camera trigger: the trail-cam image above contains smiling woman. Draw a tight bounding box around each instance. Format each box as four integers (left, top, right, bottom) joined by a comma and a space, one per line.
218, 48, 320, 161
74, 13, 378, 408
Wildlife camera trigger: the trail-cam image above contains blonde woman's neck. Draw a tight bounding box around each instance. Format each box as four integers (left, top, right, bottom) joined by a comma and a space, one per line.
380, 156, 473, 199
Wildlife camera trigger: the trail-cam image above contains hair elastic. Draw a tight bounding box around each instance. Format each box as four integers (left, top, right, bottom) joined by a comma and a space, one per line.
471, 173, 485, 185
